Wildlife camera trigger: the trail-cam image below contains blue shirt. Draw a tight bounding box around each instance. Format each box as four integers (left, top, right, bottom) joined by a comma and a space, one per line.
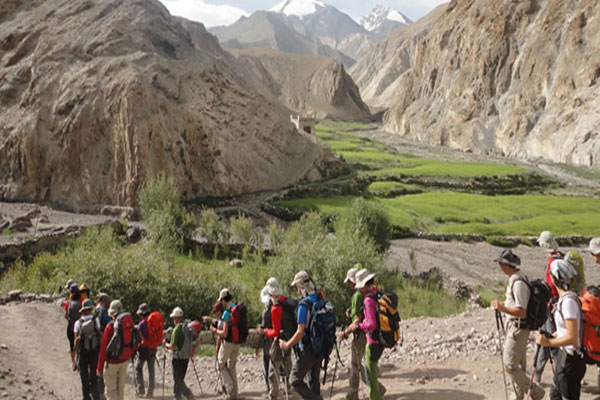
297, 292, 320, 349
222, 303, 236, 324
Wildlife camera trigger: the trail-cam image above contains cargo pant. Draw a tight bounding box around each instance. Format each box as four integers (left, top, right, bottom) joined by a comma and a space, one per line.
218, 340, 240, 399
268, 349, 293, 400
291, 348, 322, 400
504, 322, 544, 400
104, 361, 128, 400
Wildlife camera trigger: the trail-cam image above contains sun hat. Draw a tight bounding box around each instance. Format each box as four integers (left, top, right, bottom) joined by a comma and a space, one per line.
136, 303, 151, 316
78, 283, 89, 292
494, 249, 521, 268
344, 267, 358, 284
218, 288, 232, 302
291, 270, 311, 287
79, 298, 94, 313
264, 277, 283, 297
170, 306, 184, 318
64, 279, 74, 290
538, 231, 559, 251
589, 238, 600, 255
354, 269, 376, 289
260, 287, 271, 305
108, 300, 123, 316
70, 283, 80, 293
550, 259, 577, 283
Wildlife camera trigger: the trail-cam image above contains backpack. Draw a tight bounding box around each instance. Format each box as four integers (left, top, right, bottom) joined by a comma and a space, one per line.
227, 303, 249, 344
67, 300, 81, 328
512, 278, 551, 330
145, 311, 164, 349
174, 320, 198, 359
79, 317, 102, 353
278, 297, 299, 340
367, 291, 401, 348
301, 293, 336, 360
578, 286, 600, 364
566, 251, 586, 293
106, 312, 140, 361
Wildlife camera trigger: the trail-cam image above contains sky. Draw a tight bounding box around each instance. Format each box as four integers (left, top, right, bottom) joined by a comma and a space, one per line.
158, 0, 449, 28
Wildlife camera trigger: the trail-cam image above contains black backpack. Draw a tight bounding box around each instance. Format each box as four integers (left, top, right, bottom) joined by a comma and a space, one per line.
513, 278, 551, 330
278, 297, 298, 340
227, 303, 249, 344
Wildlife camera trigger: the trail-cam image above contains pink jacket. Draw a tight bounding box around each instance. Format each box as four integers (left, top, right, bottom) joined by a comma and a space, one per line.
358, 288, 379, 344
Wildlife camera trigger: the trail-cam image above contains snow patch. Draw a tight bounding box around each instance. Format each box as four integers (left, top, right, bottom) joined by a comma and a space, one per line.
269, 0, 326, 17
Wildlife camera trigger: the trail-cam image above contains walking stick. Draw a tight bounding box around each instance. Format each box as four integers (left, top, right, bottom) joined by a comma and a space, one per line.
212, 332, 225, 394
328, 341, 344, 400
190, 356, 205, 397
527, 344, 542, 399
162, 345, 167, 400
495, 310, 509, 400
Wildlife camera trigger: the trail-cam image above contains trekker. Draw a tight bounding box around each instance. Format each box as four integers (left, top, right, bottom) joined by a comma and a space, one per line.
96, 300, 136, 400
279, 271, 323, 400
80, 284, 91, 302
65, 282, 82, 369
536, 259, 586, 400
342, 270, 385, 400
491, 249, 545, 400
95, 293, 112, 331
534, 230, 564, 382
211, 289, 240, 400
165, 307, 195, 400
257, 278, 294, 400
259, 285, 274, 394
203, 302, 226, 394
135, 303, 157, 398
590, 238, 600, 265
74, 298, 102, 400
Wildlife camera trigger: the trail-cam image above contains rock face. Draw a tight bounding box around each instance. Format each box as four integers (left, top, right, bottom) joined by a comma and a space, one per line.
380, 0, 600, 169
231, 49, 372, 121
0, 0, 325, 210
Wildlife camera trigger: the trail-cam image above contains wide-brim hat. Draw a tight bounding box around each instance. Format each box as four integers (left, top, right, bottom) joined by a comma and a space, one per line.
344, 267, 358, 284
260, 287, 271, 305
589, 238, 600, 255
136, 303, 151, 316
79, 283, 89, 292
494, 249, 521, 268
108, 300, 123, 316
170, 306, 184, 318
538, 231, 559, 251
79, 299, 94, 313
263, 277, 282, 297
355, 269, 376, 289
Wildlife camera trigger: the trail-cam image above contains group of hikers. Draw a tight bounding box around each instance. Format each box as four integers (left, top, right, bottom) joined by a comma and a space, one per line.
63, 231, 600, 400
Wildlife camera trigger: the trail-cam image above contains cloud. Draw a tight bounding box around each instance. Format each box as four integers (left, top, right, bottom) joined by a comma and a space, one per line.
158, 0, 248, 28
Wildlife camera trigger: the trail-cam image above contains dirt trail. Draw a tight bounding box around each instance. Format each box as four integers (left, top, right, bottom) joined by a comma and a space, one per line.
3, 302, 600, 399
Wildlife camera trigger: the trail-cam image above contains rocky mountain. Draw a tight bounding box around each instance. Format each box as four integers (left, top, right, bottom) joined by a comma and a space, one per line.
376, 0, 600, 169
359, 5, 412, 40
350, 5, 446, 111
230, 48, 372, 121
0, 0, 328, 209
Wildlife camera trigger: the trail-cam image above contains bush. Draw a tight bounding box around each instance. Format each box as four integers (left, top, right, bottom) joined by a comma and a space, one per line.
229, 214, 264, 250
335, 198, 392, 253
267, 221, 285, 255
138, 174, 196, 249
197, 209, 229, 245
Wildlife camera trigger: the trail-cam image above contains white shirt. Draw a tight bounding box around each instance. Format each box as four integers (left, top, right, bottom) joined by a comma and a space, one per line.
554, 292, 582, 355
73, 315, 100, 335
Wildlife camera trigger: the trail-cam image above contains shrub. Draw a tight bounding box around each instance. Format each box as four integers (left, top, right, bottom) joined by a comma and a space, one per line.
267, 221, 285, 255
229, 214, 264, 250
138, 174, 196, 249
335, 198, 392, 253
197, 209, 229, 245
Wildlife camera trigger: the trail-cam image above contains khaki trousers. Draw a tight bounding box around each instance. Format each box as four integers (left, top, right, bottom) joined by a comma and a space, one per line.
347, 331, 367, 400
269, 351, 293, 400
218, 340, 240, 399
104, 362, 128, 400
503, 323, 544, 400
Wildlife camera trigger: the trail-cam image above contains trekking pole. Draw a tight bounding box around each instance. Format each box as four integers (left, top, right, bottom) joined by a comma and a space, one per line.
527, 344, 542, 400
162, 345, 167, 400
190, 356, 205, 397
328, 353, 339, 400
212, 332, 225, 394
494, 310, 509, 400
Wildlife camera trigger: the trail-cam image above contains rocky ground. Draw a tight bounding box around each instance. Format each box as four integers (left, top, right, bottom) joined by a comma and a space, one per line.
3, 301, 600, 400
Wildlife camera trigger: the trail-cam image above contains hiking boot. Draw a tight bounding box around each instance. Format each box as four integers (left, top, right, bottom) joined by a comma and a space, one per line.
136, 389, 145, 397
185, 394, 195, 400
532, 387, 545, 400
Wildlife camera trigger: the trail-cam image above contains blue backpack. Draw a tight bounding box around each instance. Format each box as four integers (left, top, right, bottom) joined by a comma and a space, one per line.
301, 292, 336, 360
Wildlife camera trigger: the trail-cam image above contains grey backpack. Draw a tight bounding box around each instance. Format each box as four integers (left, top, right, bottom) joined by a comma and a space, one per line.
80, 317, 101, 353
174, 321, 197, 360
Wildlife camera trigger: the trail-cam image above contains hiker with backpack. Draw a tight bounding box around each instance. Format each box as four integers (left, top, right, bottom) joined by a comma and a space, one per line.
490, 249, 545, 400
342, 270, 387, 400
590, 238, 600, 265
259, 285, 274, 394
135, 303, 162, 398
203, 301, 226, 394
65, 282, 82, 370
80, 283, 91, 302
74, 298, 103, 400
164, 307, 198, 400
257, 277, 296, 400
536, 259, 586, 400
211, 288, 247, 400
95, 293, 112, 332
279, 270, 336, 400
96, 300, 138, 400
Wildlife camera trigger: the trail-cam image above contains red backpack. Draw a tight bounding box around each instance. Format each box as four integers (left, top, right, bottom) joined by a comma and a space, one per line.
580, 287, 600, 364
227, 303, 248, 344
144, 311, 164, 349
106, 312, 140, 361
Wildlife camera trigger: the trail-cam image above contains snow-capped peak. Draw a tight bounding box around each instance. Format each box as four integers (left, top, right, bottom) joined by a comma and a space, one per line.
269, 0, 327, 18
359, 5, 411, 32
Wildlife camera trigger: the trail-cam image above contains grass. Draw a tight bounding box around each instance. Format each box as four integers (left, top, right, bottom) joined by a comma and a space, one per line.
275, 193, 600, 236
474, 283, 505, 308
372, 161, 527, 178
366, 181, 424, 196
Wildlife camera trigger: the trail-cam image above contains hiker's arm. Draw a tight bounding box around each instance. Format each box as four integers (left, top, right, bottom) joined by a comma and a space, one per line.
279, 323, 306, 350
491, 300, 527, 319
265, 305, 282, 338
96, 324, 112, 376
536, 319, 578, 347
215, 321, 228, 339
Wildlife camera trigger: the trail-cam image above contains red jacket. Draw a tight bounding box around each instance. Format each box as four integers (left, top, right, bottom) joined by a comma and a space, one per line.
545, 251, 565, 299
96, 322, 135, 374
265, 296, 285, 339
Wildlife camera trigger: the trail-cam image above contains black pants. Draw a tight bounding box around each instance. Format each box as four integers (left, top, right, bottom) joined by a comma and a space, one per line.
79, 349, 100, 400
67, 325, 75, 351
172, 358, 192, 399
550, 350, 587, 400
290, 348, 322, 400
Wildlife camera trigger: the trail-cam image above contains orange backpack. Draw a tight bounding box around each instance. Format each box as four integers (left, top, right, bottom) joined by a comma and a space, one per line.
145, 311, 164, 349
580, 287, 600, 364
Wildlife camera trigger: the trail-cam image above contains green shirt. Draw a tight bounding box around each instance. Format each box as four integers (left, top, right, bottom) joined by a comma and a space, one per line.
351, 290, 364, 320
171, 324, 184, 351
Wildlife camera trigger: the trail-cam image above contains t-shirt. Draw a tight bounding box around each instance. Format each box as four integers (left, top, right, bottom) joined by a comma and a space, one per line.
222, 303, 235, 324
554, 292, 582, 355
74, 315, 100, 335
351, 290, 364, 321
171, 323, 184, 351
505, 271, 530, 321
297, 292, 320, 349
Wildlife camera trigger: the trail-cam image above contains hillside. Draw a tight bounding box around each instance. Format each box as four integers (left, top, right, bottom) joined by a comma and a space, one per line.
379, 0, 600, 169
230, 49, 372, 121
0, 0, 327, 210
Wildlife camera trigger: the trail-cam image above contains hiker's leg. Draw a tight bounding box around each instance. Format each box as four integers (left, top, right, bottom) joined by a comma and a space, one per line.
90, 350, 100, 400
283, 351, 293, 383
179, 358, 192, 397
228, 343, 240, 398
147, 351, 156, 395
79, 351, 92, 400
67, 325, 76, 365
562, 353, 586, 400
347, 332, 366, 400
135, 348, 146, 394
172, 358, 181, 398
218, 341, 236, 396
116, 362, 127, 400
269, 359, 282, 400
365, 343, 383, 400
503, 325, 538, 399
104, 363, 119, 400
291, 349, 320, 400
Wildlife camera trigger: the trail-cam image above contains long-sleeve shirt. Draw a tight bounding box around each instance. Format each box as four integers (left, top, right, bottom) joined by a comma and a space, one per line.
358, 288, 379, 344
265, 296, 285, 339
351, 290, 364, 321
96, 322, 134, 374
139, 319, 150, 348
